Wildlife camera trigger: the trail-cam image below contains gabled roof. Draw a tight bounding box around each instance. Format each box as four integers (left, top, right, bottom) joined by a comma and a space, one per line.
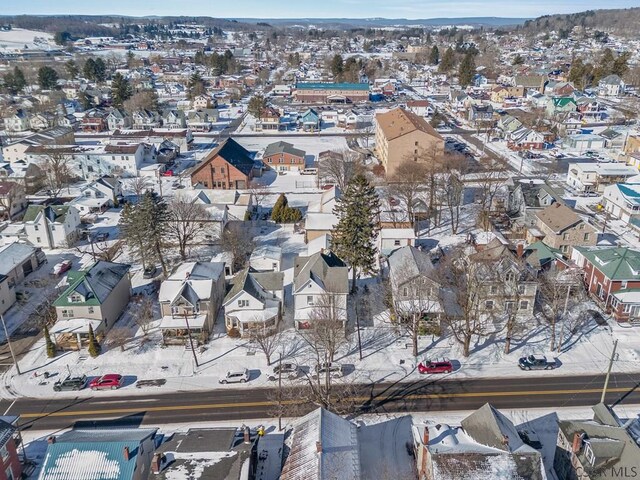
461, 403, 534, 454
536, 203, 585, 233
224, 267, 284, 304
159, 262, 224, 305
524, 241, 565, 269
53, 261, 131, 307
293, 251, 348, 294
0, 243, 39, 276
376, 107, 443, 142
388, 246, 437, 286
196, 138, 254, 176
263, 141, 306, 159
281, 408, 360, 480
575, 246, 640, 281
23, 205, 73, 223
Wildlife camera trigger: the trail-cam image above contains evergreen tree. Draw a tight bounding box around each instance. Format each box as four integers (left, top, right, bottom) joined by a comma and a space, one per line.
65, 60, 79, 80
512, 54, 525, 66
119, 202, 150, 269
429, 45, 440, 65
44, 325, 56, 358
94, 58, 107, 82
138, 191, 170, 277
83, 58, 96, 80
438, 47, 456, 73
3, 66, 26, 94
187, 72, 205, 100
331, 174, 381, 293
38, 66, 59, 90
271, 193, 287, 221
330, 54, 344, 79
612, 52, 630, 77
458, 52, 477, 87
111, 72, 132, 108
248, 94, 267, 120
87, 324, 100, 358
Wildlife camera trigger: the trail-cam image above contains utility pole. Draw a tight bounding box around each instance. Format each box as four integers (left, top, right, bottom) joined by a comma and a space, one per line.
183, 312, 199, 368
557, 282, 572, 353
278, 352, 282, 431
600, 339, 619, 404
1, 315, 20, 375
354, 297, 363, 361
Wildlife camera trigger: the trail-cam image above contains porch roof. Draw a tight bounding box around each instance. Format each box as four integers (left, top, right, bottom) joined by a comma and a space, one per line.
50, 318, 103, 335
158, 314, 207, 329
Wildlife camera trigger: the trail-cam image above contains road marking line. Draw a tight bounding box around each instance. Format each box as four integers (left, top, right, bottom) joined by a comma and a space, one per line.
18, 386, 635, 419
3, 399, 16, 416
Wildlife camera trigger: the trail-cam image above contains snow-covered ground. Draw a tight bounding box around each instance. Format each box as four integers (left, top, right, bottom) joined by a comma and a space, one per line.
0, 28, 55, 53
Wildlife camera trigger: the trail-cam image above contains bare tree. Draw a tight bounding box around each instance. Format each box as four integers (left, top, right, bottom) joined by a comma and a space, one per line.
130, 176, 153, 201
248, 180, 270, 214
474, 162, 508, 230
39, 150, 74, 197
0, 180, 25, 220
135, 297, 156, 336
318, 149, 361, 191
249, 323, 282, 366
105, 327, 132, 352
218, 224, 255, 271
440, 169, 465, 234
438, 246, 491, 357
167, 195, 213, 260
388, 160, 429, 225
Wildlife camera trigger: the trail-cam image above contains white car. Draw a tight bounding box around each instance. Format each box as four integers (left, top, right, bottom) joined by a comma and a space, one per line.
313, 362, 344, 379
219, 369, 249, 384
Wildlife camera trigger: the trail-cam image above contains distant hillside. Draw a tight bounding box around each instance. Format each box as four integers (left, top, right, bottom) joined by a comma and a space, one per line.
235, 17, 529, 28
520, 8, 640, 35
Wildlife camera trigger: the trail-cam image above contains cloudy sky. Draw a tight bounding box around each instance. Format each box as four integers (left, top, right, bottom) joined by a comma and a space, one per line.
2, 0, 638, 18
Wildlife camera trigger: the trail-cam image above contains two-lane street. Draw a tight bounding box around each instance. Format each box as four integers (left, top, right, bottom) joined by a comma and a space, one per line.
7, 372, 640, 431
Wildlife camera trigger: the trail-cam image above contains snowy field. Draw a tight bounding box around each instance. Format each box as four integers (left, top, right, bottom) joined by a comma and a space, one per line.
0, 28, 54, 52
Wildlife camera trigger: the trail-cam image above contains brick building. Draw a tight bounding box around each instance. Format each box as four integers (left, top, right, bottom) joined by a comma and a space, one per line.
293, 82, 370, 103
0, 417, 22, 480
572, 246, 640, 322
262, 141, 306, 173
190, 139, 254, 189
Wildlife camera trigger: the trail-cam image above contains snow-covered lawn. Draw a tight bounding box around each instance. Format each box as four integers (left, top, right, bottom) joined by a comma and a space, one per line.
0, 28, 54, 52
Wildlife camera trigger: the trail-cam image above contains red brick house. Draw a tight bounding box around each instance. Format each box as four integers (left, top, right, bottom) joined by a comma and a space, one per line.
190, 138, 254, 189
0, 417, 22, 480
572, 246, 640, 322
81, 110, 108, 133
262, 141, 306, 173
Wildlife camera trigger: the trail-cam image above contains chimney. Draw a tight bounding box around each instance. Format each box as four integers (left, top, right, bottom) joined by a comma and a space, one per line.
151, 453, 163, 474
423, 426, 430, 446
243, 425, 251, 444
47, 436, 56, 444
123, 446, 130, 461
517, 243, 524, 258
316, 441, 323, 453
572, 432, 583, 454
502, 435, 510, 450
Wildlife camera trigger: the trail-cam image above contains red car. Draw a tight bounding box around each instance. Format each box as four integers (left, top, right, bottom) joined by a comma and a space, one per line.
418, 359, 453, 374
89, 374, 123, 390
162, 170, 174, 177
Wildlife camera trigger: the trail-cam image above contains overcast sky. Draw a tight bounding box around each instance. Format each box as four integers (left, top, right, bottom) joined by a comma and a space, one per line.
2, 0, 638, 19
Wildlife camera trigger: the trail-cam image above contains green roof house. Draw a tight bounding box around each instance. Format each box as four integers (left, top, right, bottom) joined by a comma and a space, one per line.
52, 261, 131, 349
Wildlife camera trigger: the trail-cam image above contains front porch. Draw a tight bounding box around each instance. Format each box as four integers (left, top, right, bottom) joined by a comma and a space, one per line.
158, 314, 210, 346
50, 318, 104, 351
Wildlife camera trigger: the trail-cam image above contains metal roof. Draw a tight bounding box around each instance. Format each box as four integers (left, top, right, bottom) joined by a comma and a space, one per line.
296, 82, 369, 91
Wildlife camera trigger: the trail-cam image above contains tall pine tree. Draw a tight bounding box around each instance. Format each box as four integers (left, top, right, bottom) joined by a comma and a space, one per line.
88, 323, 101, 358
438, 47, 456, 73
331, 174, 381, 293
458, 52, 477, 87
111, 72, 132, 109
138, 191, 170, 277
429, 45, 440, 65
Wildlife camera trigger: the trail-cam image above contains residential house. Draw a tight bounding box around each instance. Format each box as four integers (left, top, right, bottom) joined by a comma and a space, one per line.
223, 267, 284, 337
70, 176, 122, 215
186, 188, 249, 222
598, 128, 626, 151
162, 109, 187, 129
506, 178, 558, 227
292, 251, 349, 329
467, 104, 494, 126
378, 228, 416, 255
0, 181, 26, 220
190, 138, 255, 190
51, 261, 132, 349
555, 403, 640, 480
413, 403, 545, 480
0, 416, 22, 480
375, 107, 444, 178
564, 134, 605, 153
4, 110, 30, 133
469, 238, 538, 319
192, 94, 212, 109
602, 183, 640, 230
567, 163, 638, 194
249, 245, 283, 272
305, 186, 341, 243
507, 127, 545, 151
598, 74, 626, 97
38, 428, 157, 480
572, 246, 640, 322
158, 262, 225, 345
256, 106, 283, 131
29, 112, 56, 131
187, 109, 218, 132
81, 109, 108, 133
299, 108, 321, 132
1, 126, 74, 163
533, 203, 597, 255
131, 110, 161, 129
523, 241, 570, 272
514, 75, 547, 93
263, 141, 306, 173
406, 100, 433, 117
23, 205, 81, 249
546, 97, 577, 117
0, 273, 15, 316
272, 84, 292, 96
491, 85, 525, 103
0, 243, 46, 287
106, 108, 131, 131
388, 246, 442, 326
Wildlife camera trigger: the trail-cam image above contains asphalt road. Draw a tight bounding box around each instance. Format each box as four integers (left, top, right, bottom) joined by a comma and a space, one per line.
6, 372, 640, 432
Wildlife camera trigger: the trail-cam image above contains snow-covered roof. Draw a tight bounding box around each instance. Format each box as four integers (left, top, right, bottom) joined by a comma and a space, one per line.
159, 262, 224, 304
305, 212, 338, 231
50, 318, 103, 335
281, 408, 360, 480
158, 314, 207, 330
379, 228, 416, 239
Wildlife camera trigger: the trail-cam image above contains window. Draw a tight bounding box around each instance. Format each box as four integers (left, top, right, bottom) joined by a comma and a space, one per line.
211, 167, 216, 173
519, 300, 529, 310
238, 300, 249, 308
0, 445, 8, 460
415, 141, 419, 146
490, 285, 498, 294
5, 466, 13, 480
505, 271, 515, 282
485, 300, 494, 310
36, 237, 41, 243
307, 296, 314, 305
62, 309, 74, 318
394, 240, 401, 246
34, 225, 39, 231
505, 301, 516, 313
518, 285, 525, 294
621, 281, 628, 289
403, 287, 408, 297
70, 295, 81, 303
563, 233, 570, 240
583, 233, 590, 241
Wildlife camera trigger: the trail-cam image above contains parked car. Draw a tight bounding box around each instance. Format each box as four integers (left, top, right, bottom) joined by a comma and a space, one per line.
94, 232, 109, 242
52, 260, 73, 276
270, 362, 300, 380
143, 265, 158, 279
518, 355, 556, 371
162, 170, 174, 177
418, 359, 453, 374
313, 362, 344, 379
89, 374, 124, 390
219, 369, 249, 384
53, 375, 87, 392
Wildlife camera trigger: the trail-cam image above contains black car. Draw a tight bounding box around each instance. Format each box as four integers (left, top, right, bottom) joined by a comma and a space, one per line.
53, 375, 87, 392
518, 355, 556, 371
143, 266, 158, 279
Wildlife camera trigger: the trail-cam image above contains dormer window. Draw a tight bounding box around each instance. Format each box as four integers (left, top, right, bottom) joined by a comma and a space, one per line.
505, 271, 516, 282
69, 294, 82, 303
